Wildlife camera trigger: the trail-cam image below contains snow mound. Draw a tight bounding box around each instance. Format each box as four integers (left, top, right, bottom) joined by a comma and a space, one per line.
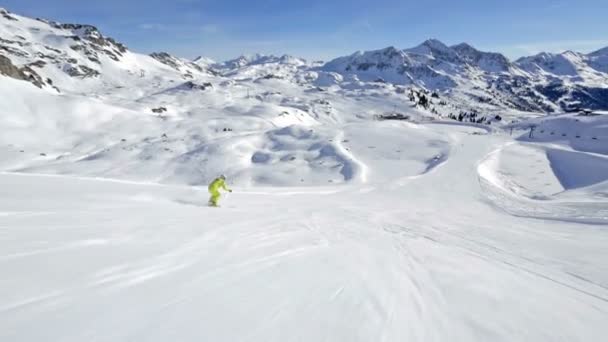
477, 143, 563, 199
343, 121, 450, 182
478, 141, 608, 198
246, 125, 365, 185
546, 148, 608, 190
477, 142, 608, 223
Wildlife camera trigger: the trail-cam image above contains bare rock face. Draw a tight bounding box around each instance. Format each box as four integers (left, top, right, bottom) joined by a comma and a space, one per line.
150, 51, 219, 77
0, 54, 48, 88
182, 81, 213, 90
20, 65, 47, 87
0, 8, 18, 21
63, 64, 100, 78
151, 107, 168, 113
51, 23, 128, 59
0, 54, 26, 79
28, 60, 46, 68
0, 35, 30, 57
23, 20, 129, 67
150, 52, 182, 70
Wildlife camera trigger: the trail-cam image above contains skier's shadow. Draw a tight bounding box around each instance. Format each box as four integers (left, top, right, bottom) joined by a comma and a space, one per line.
173, 198, 206, 207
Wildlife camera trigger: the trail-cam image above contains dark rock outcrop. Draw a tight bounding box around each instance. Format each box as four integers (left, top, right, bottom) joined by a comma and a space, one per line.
0, 54, 26, 79
180, 81, 213, 90
0, 8, 18, 21
0, 54, 48, 88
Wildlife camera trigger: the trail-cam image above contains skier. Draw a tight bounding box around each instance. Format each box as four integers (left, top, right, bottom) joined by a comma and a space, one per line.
208, 174, 232, 207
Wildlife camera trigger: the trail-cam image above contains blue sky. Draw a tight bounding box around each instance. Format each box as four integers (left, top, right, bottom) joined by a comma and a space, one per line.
3, 0, 608, 62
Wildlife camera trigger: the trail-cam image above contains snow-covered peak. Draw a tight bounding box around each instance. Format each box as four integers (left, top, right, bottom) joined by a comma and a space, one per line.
323, 40, 515, 86
450, 42, 476, 53
223, 54, 261, 69
0, 7, 18, 21
516, 52, 580, 76
193, 55, 216, 66
323, 46, 409, 73
407, 39, 451, 54
451, 43, 512, 73
324, 40, 504, 76
276, 54, 308, 66
214, 53, 309, 81
220, 53, 307, 70
405, 39, 460, 62
149, 52, 215, 76
323, 44, 461, 89
514, 49, 608, 91
450, 42, 484, 62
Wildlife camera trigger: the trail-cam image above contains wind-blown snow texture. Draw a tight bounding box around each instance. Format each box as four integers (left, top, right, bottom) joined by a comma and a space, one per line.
1, 7, 608, 342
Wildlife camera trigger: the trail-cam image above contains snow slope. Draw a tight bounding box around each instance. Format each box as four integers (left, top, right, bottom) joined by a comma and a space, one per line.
2, 123, 608, 342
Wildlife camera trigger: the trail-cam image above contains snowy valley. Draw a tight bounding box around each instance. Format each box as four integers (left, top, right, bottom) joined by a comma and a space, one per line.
1, 7, 608, 342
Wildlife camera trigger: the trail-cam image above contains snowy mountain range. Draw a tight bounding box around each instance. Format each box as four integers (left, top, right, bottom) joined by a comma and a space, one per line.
323, 39, 608, 113
1, 7, 607, 114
